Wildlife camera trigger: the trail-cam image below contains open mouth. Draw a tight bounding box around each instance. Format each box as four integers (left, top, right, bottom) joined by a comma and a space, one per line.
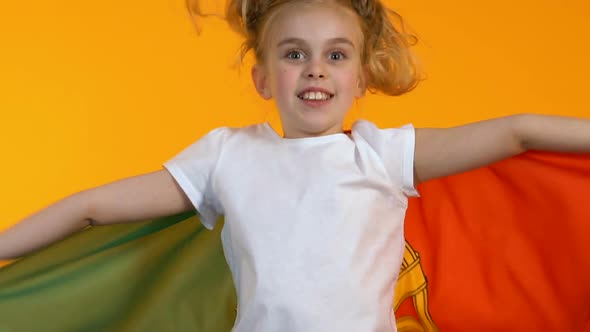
297, 91, 334, 101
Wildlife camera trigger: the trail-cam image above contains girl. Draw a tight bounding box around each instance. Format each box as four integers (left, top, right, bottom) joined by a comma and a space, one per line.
1, 0, 589, 331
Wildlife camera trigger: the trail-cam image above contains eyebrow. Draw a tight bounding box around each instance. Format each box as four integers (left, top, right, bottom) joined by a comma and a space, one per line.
276, 37, 356, 49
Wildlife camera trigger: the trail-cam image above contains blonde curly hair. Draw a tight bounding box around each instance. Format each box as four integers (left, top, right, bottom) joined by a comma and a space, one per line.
187, 0, 423, 96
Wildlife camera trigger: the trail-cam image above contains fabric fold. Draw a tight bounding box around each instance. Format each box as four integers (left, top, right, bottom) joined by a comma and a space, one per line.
1, 151, 588, 331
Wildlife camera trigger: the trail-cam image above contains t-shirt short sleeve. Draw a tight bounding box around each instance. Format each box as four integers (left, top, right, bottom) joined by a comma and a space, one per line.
162, 127, 227, 230
354, 121, 420, 197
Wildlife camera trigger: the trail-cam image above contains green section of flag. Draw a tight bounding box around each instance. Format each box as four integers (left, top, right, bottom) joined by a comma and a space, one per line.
0, 212, 237, 331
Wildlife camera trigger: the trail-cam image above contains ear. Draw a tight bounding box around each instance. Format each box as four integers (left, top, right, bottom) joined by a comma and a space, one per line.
355, 66, 368, 98
251, 64, 272, 100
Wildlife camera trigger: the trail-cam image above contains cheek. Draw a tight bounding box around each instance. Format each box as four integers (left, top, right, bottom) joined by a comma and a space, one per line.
335, 70, 359, 95
273, 67, 299, 94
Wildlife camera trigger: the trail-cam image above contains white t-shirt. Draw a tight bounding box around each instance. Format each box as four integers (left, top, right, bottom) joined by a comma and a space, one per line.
163, 120, 419, 332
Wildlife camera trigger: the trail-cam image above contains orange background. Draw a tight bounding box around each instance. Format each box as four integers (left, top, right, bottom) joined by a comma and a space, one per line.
0, 0, 588, 260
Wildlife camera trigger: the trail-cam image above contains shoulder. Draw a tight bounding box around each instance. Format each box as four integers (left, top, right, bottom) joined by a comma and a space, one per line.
352, 119, 414, 130
351, 120, 415, 142
204, 122, 269, 141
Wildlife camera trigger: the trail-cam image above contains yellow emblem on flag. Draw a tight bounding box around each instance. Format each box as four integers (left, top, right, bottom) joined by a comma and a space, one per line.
393, 241, 439, 332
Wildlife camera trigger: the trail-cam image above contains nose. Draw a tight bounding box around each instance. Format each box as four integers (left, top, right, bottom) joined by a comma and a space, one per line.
307, 72, 325, 79
304, 58, 327, 79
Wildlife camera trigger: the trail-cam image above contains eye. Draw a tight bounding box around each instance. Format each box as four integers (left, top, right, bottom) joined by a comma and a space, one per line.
329, 51, 346, 61
285, 50, 304, 60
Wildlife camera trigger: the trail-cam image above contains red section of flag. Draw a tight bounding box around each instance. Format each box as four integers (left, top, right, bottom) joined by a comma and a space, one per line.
405, 151, 590, 331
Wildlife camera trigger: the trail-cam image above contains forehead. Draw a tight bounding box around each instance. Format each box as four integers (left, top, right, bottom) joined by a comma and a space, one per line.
267, 2, 363, 49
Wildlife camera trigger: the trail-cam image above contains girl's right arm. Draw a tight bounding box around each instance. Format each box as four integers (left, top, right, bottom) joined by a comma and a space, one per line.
0, 169, 193, 260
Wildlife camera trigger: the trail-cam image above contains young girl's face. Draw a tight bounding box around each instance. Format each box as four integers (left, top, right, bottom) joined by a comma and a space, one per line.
252, 1, 366, 139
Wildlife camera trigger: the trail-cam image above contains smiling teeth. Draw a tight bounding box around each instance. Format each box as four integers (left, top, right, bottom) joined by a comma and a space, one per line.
300, 91, 331, 100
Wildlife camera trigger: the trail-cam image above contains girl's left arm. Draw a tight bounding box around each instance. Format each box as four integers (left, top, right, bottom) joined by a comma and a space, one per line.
413, 113, 590, 185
